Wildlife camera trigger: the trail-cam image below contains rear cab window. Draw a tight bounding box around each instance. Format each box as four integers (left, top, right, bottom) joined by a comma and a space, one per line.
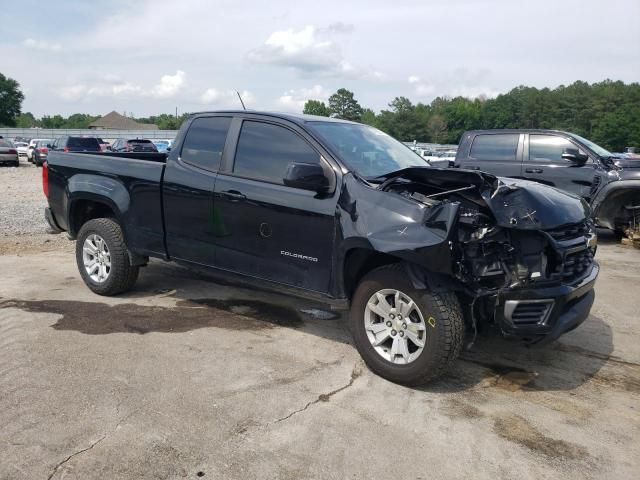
68, 137, 100, 150
470, 134, 519, 161
233, 121, 320, 185
181, 116, 232, 172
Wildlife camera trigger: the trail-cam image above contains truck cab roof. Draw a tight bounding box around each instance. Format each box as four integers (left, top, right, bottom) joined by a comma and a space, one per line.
188, 110, 358, 125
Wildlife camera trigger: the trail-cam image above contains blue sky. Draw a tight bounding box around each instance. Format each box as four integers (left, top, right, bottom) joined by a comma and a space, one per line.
1, 0, 639, 117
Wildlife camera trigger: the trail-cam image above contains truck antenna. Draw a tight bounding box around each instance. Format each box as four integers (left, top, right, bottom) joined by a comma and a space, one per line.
235, 90, 247, 110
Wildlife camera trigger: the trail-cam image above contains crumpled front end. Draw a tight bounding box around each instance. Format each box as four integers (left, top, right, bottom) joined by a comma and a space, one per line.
356, 167, 599, 343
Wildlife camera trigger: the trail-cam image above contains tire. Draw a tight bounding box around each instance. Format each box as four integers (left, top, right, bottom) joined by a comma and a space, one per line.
76, 218, 139, 295
13, 161, 19, 167
349, 264, 464, 386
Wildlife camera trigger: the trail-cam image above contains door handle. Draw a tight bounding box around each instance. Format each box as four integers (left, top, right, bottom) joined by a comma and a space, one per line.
221, 190, 246, 202
525, 168, 543, 174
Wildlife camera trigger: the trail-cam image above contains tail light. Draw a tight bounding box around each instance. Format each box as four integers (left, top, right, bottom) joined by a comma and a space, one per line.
63, 147, 69, 152
8, 148, 17, 154
38, 147, 49, 153
42, 162, 49, 198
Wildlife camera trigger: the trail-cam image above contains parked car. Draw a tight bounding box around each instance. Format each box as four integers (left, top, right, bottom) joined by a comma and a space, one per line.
14, 141, 29, 160
44, 112, 598, 385
0, 139, 19, 167
152, 139, 172, 153
27, 139, 54, 162
50, 136, 101, 153
32, 140, 51, 166
111, 138, 158, 152
454, 130, 640, 235
96, 138, 111, 152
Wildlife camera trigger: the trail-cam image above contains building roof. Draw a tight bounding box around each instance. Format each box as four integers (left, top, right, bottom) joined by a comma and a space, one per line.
88, 111, 158, 130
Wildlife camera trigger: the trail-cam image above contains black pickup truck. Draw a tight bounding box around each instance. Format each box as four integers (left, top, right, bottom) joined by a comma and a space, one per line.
454, 129, 640, 234
44, 111, 599, 385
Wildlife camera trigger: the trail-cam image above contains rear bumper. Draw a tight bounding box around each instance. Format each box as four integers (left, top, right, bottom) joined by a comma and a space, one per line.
494, 262, 599, 344
45, 207, 64, 233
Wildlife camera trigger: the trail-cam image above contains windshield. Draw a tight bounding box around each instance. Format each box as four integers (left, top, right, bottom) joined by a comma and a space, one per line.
570, 134, 612, 158
308, 122, 428, 178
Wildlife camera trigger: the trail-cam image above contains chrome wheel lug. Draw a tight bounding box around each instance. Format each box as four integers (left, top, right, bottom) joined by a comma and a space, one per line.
389, 314, 395, 320
402, 323, 407, 329
399, 331, 404, 337
391, 329, 397, 336
386, 321, 392, 327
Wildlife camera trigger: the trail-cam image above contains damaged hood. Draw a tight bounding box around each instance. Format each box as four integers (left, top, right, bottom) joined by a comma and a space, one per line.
375, 166, 590, 230
485, 177, 590, 229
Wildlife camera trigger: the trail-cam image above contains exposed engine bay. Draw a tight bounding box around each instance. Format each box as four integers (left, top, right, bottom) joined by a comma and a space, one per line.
371, 167, 598, 337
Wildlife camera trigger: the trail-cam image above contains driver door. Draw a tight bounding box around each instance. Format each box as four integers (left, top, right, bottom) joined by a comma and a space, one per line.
213, 119, 338, 293
523, 134, 595, 198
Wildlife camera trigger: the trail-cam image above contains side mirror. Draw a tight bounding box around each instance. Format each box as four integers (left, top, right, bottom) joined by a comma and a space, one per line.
283, 162, 330, 193
47, 144, 53, 149
166, 146, 171, 152
562, 148, 588, 165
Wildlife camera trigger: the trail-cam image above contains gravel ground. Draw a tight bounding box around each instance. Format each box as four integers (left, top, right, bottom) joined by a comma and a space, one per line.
0, 160, 72, 255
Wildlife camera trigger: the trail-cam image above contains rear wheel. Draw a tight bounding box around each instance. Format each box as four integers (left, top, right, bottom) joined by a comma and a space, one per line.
350, 264, 464, 385
76, 218, 139, 295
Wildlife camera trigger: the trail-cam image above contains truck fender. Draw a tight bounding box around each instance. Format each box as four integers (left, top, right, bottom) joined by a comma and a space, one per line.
67, 174, 130, 236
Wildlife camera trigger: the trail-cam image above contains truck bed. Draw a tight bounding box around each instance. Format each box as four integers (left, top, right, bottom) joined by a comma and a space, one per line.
46, 151, 167, 257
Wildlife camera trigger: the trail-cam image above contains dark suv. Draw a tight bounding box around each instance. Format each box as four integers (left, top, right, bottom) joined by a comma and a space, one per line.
454, 130, 640, 234
111, 138, 158, 152
50, 136, 101, 153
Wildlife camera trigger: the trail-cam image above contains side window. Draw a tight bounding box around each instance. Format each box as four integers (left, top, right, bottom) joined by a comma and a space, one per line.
181, 116, 231, 172
529, 135, 586, 163
233, 121, 320, 185
470, 134, 519, 161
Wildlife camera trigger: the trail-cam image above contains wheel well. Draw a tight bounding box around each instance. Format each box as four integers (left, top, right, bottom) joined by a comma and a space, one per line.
70, 200, 116, 237
595, 187, 640, 230
343, 248, 399, 298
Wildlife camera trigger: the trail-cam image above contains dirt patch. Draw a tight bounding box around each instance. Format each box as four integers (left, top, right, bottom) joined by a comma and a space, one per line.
442, 398, 484, 419
461, 359, 539, 391
0, 233, 73, 255
493, 414, 589, 461
0, 297, 302, 335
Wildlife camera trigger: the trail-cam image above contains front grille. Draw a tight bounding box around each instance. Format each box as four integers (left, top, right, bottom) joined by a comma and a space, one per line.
505, 300, 554, 326
546, 221, 591, 242
561, 248, 594, 282
544, 221, 595, 284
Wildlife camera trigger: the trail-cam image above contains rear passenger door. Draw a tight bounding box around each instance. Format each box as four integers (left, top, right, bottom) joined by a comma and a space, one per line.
162, 116, 232, 266
523, 134, 595, 198
213, 119, 337, 293
457, 133, 523, 178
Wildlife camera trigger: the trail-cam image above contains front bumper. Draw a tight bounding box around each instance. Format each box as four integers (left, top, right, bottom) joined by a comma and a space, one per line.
493, 261, 599, 344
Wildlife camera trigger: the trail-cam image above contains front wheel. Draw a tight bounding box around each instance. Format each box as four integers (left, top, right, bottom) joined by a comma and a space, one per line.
350, 264, 464, 386
76, 218, 139, 295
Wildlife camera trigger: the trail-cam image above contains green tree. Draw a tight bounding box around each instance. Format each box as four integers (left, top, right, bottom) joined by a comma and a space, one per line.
303, 100, 331, 116
328, 88, 363, 121
0, 73, 25, 126
16, 112, 38, 128
360, 108, 377, 126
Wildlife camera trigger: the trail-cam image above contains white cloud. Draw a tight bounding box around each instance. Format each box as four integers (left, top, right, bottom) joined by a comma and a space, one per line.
408, 70, 500, 100
200, 88, 255, 108
248, 25, 366, 78
147, 70, 186, 98
277, 85, 330, 112
23, 38, 62, 52
56, 71, 186, 101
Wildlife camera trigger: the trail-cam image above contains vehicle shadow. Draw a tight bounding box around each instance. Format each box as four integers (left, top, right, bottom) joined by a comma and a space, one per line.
5, 259, 614, 393
421, 314, 614, 393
